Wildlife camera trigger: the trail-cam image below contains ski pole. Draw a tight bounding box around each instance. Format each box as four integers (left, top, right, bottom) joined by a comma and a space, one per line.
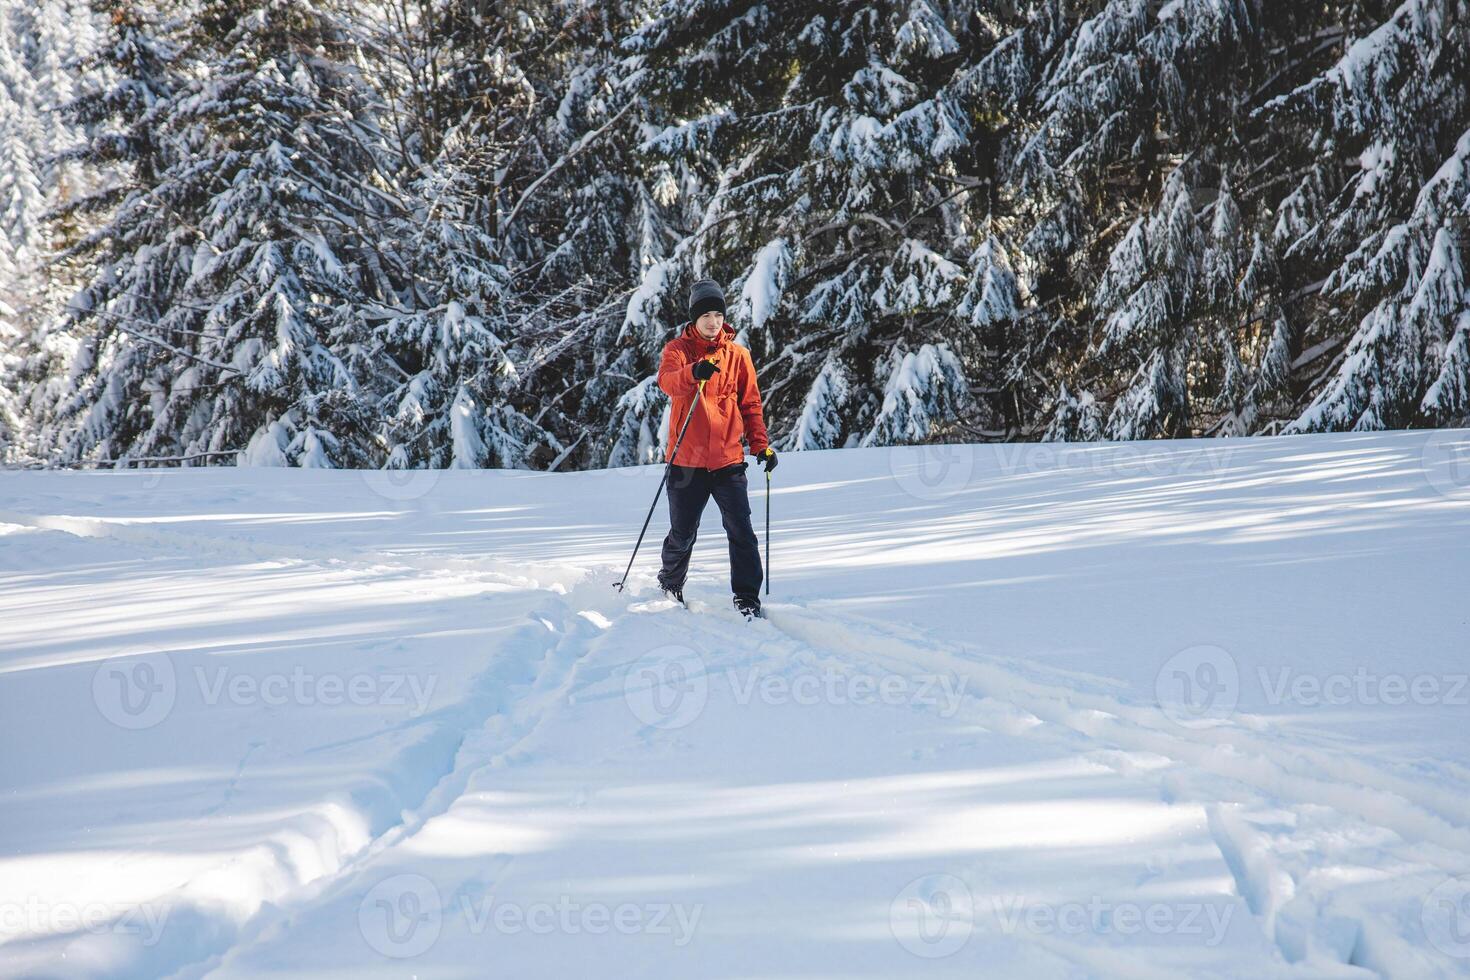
614, 376, 707, 592
764, 466, 771, 596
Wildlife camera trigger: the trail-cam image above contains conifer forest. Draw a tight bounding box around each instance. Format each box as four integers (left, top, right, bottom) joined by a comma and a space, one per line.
2, 0, 1467, 470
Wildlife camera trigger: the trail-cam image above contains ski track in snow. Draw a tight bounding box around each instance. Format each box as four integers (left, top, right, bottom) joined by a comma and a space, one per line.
2, 434, 1468, 978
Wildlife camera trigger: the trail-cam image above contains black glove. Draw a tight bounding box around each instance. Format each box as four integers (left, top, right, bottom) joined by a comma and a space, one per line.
756, 447, 778, 472
691, 359, 720, 382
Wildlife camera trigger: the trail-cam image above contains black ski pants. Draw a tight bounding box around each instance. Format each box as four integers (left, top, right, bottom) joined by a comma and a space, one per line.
657, 461, 762, 601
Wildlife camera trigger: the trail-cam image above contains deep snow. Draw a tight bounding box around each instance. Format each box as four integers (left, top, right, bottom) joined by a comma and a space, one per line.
1, 430, 1469, 978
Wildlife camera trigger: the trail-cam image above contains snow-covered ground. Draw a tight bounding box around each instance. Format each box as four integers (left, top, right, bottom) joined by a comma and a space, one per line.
2, 430, 1469, 979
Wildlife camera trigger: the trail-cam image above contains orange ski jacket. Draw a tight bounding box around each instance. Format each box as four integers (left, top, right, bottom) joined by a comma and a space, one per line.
657, 322, 770, 469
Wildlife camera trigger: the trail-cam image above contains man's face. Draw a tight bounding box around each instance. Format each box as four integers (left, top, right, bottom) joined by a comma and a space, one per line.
694, 311, 724, 340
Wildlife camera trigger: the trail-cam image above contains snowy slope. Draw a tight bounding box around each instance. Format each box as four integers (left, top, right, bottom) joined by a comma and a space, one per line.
1, 430, 1469, 978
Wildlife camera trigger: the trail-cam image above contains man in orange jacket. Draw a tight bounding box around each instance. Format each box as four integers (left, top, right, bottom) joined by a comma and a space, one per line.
656, 278, 778, 619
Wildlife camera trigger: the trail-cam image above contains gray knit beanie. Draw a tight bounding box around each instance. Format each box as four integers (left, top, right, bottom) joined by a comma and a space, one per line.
688, 278, 726, 321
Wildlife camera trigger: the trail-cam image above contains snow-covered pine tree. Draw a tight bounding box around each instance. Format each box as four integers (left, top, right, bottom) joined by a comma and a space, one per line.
351, 0, 649, 471
859, 341, 970, 446
0, 80, 38, 461
1076, 163, 1284, 439
1041, 381, 1101, 441
7, 0, 1470, 469
39, 0, 392, 467
26, 0, 104, 205
0, 85, 45, 290
1267, 0, 1470, 431
527, 2, 664, 471
992, 0, 1298, 440
351, 0, 537, 470
0, 297, 19, 461
987, 0, 1453, 439
618, 0, 1025, 451
1091, 167, 1201, 439
605, 373, 670, 466
0, 0, 110, 463
0, 0, 104, 269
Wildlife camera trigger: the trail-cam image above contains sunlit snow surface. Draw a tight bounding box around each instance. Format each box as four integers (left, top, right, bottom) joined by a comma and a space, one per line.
2, 431, 1469, 978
